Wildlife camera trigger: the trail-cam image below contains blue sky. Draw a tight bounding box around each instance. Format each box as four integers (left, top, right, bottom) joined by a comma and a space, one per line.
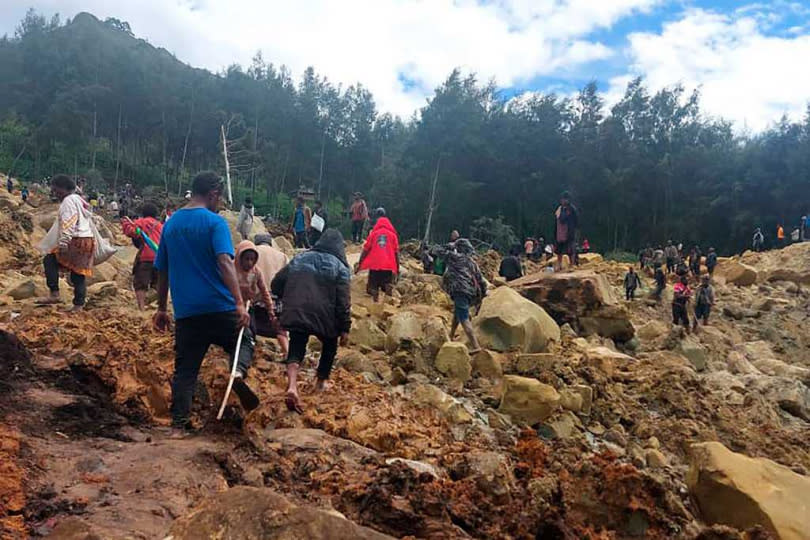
2, 0, 810, 129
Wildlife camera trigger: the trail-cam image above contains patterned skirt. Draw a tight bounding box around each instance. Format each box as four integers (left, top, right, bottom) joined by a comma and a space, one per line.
54, 237, 95, 277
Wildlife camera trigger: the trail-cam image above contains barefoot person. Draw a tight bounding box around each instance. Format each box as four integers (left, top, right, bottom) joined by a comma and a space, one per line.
121, 202, 163, 311
37, 174, 94, 311
553, 191, 579, 271
441, 238, 485, 353
271, 229, 351, 413
153, 171, 258, 433
253, 234, 290, 357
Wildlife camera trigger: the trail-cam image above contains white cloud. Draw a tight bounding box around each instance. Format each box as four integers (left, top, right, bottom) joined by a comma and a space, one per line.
0, 0, 658, 117
614, 7, 810, 130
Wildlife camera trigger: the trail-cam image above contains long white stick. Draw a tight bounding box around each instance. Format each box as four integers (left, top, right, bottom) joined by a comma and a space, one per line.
217, 301, 250, 420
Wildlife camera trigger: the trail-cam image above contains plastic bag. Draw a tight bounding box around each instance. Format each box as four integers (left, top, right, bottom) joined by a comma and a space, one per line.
89, 213, 117, 265
311, 213, 325, 232
36, 220, 59, 254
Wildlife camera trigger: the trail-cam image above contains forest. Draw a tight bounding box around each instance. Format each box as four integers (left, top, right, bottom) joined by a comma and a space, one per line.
1, 9, 809, 254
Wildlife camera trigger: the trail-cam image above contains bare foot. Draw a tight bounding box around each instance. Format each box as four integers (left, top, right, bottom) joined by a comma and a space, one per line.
285, 389, 304, 414
315, 379, 330, 392
69, 305, 84, 313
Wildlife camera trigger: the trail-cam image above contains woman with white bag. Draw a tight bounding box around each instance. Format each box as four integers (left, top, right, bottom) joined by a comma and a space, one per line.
36, 174, 95, 310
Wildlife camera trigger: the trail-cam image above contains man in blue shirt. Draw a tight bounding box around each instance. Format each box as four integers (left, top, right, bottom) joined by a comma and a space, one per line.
289, 196, 311, 249
153, 171, 259, 432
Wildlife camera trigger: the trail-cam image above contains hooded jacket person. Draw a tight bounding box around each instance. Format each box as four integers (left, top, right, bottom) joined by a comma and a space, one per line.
271, 229, 352, 414
439, 238, 485, 351
359, 212, 400, 302
234, 240, 273, 310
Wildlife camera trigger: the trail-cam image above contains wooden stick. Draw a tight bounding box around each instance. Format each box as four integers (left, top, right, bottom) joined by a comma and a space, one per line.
216, 301, 250, 420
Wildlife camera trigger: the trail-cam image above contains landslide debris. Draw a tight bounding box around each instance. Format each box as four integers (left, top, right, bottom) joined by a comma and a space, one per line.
1, 184, 809, 538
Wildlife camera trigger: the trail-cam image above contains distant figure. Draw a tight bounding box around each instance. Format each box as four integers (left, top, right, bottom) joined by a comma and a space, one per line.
272, 230, 352, 414
290, 196, 312, 249
652, 246, 665, 269
653, 263, 666, 303
109, 198, 119, 216
553, 191, 579, 271
639, 245, 653, 270
693, 275, 715, 329
358, 208, 400, 303
122, 202, 164, 311
165, 202, 176, 222
531, 236, 545, 261
705, 247, 718, 276
184, 190, 192, 200
672, 276, 692, 332
664, 241, 678, 274
776, 224, 785, 248
236, 198, 254, 241
804, 215, 810, 242
310, 200, 328, 245
688, 246, 702, 277
6, 177, 13, 192
623, 266, 642, 301
581, 238, 590, 253
349, 192, 368, 243
21, 186, 29, 203
420, 242, 434, 274
441, 239, 485, 353
449, 230, 460, 243
752, 228, 764, 252
499, 246, 524, 282
98, 193, 105, 209
524, 237, 535, 258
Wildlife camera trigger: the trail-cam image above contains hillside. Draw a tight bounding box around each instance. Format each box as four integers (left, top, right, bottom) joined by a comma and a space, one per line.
1, 183, 809, 538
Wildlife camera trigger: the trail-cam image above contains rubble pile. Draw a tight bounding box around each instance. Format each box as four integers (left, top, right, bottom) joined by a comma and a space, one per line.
0, 182, 809, 538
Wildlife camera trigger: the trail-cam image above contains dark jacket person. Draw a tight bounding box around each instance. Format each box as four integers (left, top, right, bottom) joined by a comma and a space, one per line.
271, 229, 351, 413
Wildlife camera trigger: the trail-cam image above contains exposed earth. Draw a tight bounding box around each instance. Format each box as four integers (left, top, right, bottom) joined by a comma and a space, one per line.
0, 181, 808, 539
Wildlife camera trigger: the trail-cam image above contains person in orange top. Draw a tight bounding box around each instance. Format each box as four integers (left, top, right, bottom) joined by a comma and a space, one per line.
777, 224, 785, 248
358, 208, 400, 302
122, 202, 163, 310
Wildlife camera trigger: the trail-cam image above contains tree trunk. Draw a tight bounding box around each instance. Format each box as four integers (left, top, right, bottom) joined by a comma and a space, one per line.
113, 104, 123, 193
221, 124, 233, 206
317, 129, 326, 198
91, 103, 97, 170
423, 155, 442, 244
177, 87, 195, 195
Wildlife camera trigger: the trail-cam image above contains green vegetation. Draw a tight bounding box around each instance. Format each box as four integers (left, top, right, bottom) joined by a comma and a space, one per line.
2, 9, 810, 253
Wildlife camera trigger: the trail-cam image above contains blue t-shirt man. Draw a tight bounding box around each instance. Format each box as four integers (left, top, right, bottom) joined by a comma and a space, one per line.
154, 207, 235, 319
293, 206, 306, 233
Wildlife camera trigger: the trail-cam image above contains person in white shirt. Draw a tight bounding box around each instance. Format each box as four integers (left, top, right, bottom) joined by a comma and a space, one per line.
36, 174, 95, 310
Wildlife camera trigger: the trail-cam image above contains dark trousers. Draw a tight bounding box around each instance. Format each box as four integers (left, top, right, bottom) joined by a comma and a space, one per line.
286, 330, 338, 381
672, 303, 690, 329
351, 220, 364, 243
309, 229, 322, 246
625, 287, 636, 300
666, 258, 675, 274
294, 230, 310, 249
172, 311, 254, 427
44, 253, 86, 306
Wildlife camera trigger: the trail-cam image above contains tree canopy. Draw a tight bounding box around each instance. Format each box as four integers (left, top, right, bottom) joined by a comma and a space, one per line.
2, 9, 809, 254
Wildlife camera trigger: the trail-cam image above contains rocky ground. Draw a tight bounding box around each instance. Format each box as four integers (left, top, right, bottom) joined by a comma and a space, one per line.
0, 183, 808, 539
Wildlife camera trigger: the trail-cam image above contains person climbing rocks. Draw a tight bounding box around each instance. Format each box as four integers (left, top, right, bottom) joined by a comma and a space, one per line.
6, 176, 13, 192
499, 245, 524, 282
524, 237, 535, 258
236, 197, 254, 240
705, 247, 718, 276
358, 208, 400, 303
693, 275, 715, 330
582, 238, 590, 253
21, 185, 29, 203
153, 171, 258, 434
349, 192, 368, 244
289, 196, 312, 249
271, 229, 352, 414
309, 200, 328, 245
672, 275, 692, 332
122, 202, 164, 311
420, 242, 434, 274
752, 228, 764, 252
653, 263, 666, 303
253, 234, 290, 357
664, 241, 679, 274
639, 245, 653, 270
553, 191, 579, 272
624, 266, 642, 301
440, 238, 485, 353
35, 174, 95, 311
776, 224, 785, 248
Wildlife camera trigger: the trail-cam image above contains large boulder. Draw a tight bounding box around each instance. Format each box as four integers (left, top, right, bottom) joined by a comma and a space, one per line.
3, 279, 37, 300
715, 260, 758, 286
168, 486, 393, 539
434, 342, 472, 383
385, 311, 425, 353
475, 287, 560, 353
350, 318, 387, 351
87, 261, 118, 286
511, 270, 634, 342
221, 209, 269, 248
409, 383, 473, 424
273, 236, 296, 258
498, 375, 560, 425
677, 335, 708, 371
687, 442, 810, 540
